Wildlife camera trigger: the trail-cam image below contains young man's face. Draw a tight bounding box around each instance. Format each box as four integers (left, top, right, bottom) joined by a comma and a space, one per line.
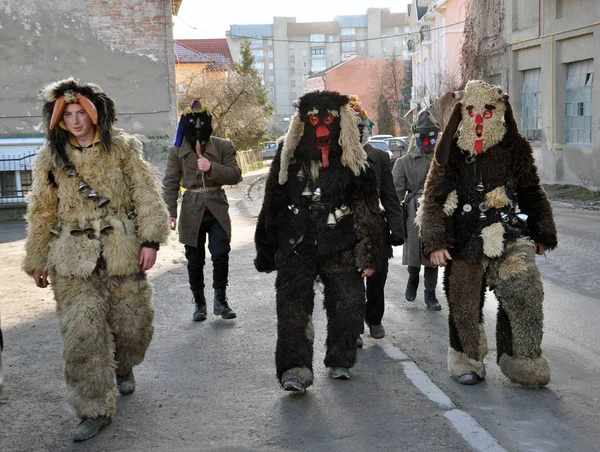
63, 103, 95, 143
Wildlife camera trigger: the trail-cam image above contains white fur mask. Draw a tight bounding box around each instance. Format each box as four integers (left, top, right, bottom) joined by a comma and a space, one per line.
456, 80, 507, 156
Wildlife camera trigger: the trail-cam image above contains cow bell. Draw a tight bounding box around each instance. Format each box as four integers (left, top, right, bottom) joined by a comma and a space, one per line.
326, 211, 337, 227
333, 205, 351, 221
302, 184, 313, 197
312, 187, 322, 202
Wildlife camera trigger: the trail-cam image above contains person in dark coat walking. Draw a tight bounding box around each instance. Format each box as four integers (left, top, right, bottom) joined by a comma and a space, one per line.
350, 100, 405, 342
163, 100, 242, 321
392, 109, 442, 310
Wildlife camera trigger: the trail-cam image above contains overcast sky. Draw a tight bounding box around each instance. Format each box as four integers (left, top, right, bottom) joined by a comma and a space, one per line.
173, 1, 411, 39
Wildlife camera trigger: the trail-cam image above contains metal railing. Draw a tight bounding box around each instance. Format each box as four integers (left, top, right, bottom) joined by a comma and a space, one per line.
0, 153, 35, 205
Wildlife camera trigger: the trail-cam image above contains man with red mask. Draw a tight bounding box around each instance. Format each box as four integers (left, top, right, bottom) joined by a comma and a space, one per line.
392, 109, 442, 311
254, 91, 381, 390
163, 100, 242, 322
418, 80, 557, 387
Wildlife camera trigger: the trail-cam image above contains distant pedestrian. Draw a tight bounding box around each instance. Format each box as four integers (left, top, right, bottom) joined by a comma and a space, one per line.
392, 109, 442, 310
350, 97, 405, 344
162, 100, 242, 322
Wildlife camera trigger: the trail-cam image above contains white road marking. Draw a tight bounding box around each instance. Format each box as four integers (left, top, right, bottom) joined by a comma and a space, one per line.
377, 340, 507, 452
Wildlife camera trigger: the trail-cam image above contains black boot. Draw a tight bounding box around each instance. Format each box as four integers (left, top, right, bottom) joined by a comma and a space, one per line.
424, 290, 441, 310
405, 266, 419, 301
424, 267, 441, 310
214, 288, 236, 319
192, 293, 207, 321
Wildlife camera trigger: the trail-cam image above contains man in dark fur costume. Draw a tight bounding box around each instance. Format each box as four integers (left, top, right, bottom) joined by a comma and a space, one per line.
254, 91, 381, 390
163, 100, 242, 321
418, 80, 557, 386
23, 78, 169, 441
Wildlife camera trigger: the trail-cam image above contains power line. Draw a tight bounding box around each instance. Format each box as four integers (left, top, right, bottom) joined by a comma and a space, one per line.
228, 20, 466, 44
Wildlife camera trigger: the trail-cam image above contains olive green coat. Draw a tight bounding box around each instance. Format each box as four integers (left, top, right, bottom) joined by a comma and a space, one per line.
392, 150, 435, 267
162, 136, 242, 247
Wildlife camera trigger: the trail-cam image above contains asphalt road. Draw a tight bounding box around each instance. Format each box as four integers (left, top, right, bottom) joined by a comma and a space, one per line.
0, 169, 598, 451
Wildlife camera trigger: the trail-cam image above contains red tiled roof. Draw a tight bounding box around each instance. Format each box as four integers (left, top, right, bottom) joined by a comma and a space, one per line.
175, 43, 213, 64
176, 39, 233, 67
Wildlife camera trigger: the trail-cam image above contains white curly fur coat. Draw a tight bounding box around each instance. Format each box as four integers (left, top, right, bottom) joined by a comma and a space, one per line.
23, 129, 170, 278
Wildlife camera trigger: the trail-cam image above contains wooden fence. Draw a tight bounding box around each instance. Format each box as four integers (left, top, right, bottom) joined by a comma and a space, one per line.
236, 149, 265, 174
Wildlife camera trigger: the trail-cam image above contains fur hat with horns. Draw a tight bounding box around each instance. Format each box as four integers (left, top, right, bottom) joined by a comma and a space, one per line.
40, 77, 117, 167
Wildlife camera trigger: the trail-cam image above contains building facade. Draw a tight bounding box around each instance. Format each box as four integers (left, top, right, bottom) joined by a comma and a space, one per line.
467, 0, 600, 186
407, 0, 466, 112
226, 8, 410, 126
0, 0, 182, 219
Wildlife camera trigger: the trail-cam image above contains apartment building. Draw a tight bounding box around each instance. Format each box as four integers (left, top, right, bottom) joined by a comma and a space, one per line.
407, 0, 466, 111
226, 8, 410, 125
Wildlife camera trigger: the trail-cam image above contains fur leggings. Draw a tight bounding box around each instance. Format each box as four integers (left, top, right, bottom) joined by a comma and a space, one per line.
52, 271, 154, 419
274, 248, 365, 388
444, 238, 550, 386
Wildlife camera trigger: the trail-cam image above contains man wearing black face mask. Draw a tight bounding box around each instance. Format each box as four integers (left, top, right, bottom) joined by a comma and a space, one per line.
392, 109, 442, 310
163, 100, 242, 321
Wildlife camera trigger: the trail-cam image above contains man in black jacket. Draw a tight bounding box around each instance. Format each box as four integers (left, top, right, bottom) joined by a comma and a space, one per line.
352, 100, 405, 343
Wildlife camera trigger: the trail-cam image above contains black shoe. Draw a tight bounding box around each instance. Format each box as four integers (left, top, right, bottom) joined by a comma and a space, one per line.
116, 371, 135, 395
424, 290, 441, 310
214, 288, 237, 319
457, 373, 479, 385
330, 367, 350, 380
73, 416, 112, 442
366, 323, 385, 339
282, 378, 305, 392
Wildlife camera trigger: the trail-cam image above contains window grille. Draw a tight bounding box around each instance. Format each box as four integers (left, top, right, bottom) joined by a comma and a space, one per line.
521, 68, 542, 141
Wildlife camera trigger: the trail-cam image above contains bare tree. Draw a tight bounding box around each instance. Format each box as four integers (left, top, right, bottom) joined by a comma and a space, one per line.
178, 39, 273, 151
370, 49, 409, 135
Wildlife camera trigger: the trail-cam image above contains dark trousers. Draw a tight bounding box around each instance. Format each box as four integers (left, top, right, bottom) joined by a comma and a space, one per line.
407, 265, 438, 291
365, 256, 389, 326
185, 212, 231, 295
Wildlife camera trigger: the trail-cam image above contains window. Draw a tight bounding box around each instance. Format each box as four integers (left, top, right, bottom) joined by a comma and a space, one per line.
394, 27, 399, 35
289, 55, 295, 63
420, 25, 431, 42
330, 60, 334, 67
289, 43, 295, 49
268, 63, 274, 70
521, 69, 542, 141
360, 41, 365, 48
253, 50, 263, 58
383, 46, 387, 54
0, 171, 18, 197
250, 38, 262, 47
301, 37, 307, 42
312, 58, 326, 70
268, 51, 273, 58
329, 48, 334, 55
310, 34, 325, 43
270, 87, 275, 94
290, 67, 295, 75
341, 28, 355, 36
268, 75, 274, 82
359, 28, 365, 36
267, 39, 272, 46
303, 62, 307, 68
328, 36, 333, 42
566, 60, 593, 144
302, 50, 308, 56
311, 47, 325, 56
253, 61, 264, 71
291, 80, 296, 88
342, 41, 356, 50
20, 171, 32, 195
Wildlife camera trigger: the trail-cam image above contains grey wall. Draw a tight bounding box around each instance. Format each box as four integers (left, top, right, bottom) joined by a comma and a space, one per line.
0, 0, 178, 171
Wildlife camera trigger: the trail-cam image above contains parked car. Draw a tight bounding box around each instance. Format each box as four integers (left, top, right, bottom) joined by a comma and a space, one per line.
367, 139, 395, 163
370, 134, 393, 141
260, 141, 278, 160
385, 136, 410, 160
